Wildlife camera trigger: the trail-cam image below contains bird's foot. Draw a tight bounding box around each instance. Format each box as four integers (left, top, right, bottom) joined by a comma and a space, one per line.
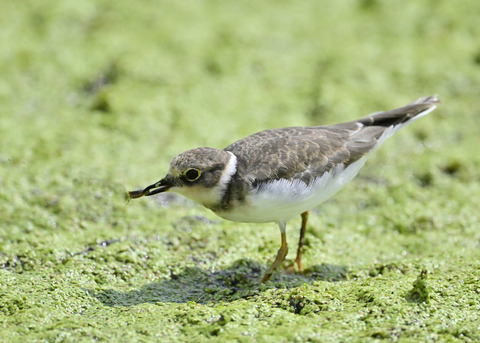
283, 257, 304, 275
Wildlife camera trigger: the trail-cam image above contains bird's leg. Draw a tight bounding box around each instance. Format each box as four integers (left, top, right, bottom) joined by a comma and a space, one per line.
294, 211, 309, 272
262, 222, 288, 283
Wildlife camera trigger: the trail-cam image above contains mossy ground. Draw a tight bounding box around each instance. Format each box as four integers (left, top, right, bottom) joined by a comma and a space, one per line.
1, 1, 480, 342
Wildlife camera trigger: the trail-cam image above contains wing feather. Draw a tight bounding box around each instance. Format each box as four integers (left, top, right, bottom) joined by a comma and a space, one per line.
224, 96, 439, 187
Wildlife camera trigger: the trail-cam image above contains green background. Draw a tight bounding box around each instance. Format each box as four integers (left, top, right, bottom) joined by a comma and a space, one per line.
1, 0, 479, 341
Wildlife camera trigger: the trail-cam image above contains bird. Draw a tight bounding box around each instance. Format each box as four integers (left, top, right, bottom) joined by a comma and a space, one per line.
129, 96, 440, 282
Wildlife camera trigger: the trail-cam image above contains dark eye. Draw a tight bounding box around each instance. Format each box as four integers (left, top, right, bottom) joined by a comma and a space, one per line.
184, 168, 201, 181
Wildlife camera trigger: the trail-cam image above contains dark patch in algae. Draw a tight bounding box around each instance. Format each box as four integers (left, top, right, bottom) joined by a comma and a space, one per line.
89, 259, 348, 306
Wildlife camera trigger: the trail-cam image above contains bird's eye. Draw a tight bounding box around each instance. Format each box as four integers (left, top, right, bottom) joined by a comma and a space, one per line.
184, 168, 201, 181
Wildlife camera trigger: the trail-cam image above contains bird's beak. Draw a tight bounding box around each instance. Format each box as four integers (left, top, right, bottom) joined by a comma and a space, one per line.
128, 178, 172, 199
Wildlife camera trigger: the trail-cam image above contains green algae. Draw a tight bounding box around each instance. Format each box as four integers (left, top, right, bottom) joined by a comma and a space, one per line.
1, 0, 480, 341
407, 268, 431, 304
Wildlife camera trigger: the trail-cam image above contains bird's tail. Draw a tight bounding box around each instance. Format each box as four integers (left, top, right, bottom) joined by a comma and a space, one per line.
358, 95, 440, 128
341, 96, 441, 156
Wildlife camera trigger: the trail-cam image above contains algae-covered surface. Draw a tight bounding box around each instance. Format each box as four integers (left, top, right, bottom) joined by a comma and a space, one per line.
1, 1, 480, 341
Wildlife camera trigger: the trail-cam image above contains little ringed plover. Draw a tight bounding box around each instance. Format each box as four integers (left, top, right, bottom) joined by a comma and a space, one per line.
129, 95, 440, 282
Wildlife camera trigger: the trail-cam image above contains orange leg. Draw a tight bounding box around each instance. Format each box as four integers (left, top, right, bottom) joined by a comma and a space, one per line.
262, 222, 288, 282
294, 211, 309, 272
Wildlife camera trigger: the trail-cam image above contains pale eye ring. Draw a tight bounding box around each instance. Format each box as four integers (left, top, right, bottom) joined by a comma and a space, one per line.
184, 168, 201, 181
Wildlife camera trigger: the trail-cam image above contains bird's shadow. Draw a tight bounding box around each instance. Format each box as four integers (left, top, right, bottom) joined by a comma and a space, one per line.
88, 259, 349, 307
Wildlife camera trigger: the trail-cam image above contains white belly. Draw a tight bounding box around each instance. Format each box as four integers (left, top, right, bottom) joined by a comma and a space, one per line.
215, 156, 368, 223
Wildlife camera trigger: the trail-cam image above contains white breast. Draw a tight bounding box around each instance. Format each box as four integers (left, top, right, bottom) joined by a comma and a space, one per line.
215, 156, 368, 223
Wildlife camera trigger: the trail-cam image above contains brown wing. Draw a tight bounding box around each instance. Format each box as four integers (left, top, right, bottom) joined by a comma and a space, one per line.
224, 96, 439, 186
224, 125, 363, 186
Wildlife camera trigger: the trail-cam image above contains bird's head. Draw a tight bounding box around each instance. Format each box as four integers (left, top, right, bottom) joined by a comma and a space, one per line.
129, 147, 237, 208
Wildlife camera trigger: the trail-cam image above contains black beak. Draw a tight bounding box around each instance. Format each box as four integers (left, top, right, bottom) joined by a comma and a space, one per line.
128, 178, 172, 199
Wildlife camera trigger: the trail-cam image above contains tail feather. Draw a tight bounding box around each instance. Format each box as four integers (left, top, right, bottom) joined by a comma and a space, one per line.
358, 95, 440, 128
344, 95, 440, 156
